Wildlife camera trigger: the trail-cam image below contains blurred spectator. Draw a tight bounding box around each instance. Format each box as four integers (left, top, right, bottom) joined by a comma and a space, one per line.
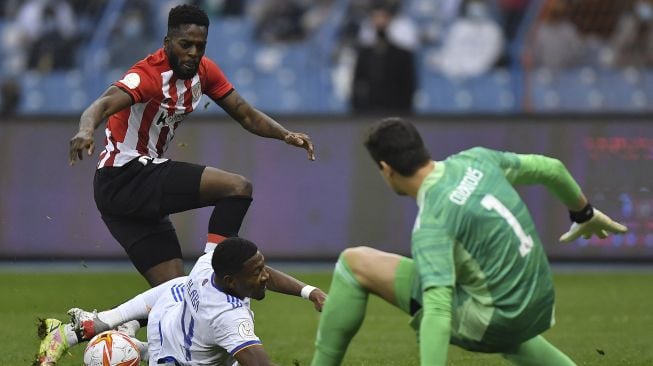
358, 2, 419, 51
605, 0, 653, 68
1, 0, 22, 18
416, 0, 464, 46
351, 2, 416, 113
194, 0, 246, 17
219, 0, 246, 16
427, 0, 504, 79
498, 0, 530, 43
338, 0, 400, 49
301, 0, 336, 36
338, 0, 372, 51
0, 79, 20, 118
108, 7, 157, 68
531, 0, 585, 70
11, 0, 79, 72
568, 0, 627, 39
70, 0, 107, 16
69, 0, 109, 42
496, 0, 530, 66
253, 0, 308, 43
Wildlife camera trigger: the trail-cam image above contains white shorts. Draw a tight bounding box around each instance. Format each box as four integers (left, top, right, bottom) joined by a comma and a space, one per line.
147, 279, 185, 366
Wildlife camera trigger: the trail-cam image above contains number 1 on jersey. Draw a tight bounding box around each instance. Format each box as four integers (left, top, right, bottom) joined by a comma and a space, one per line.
481, 194, 534, 257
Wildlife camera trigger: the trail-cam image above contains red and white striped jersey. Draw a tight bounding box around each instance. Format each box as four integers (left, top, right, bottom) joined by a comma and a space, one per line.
97, 48, 233, 168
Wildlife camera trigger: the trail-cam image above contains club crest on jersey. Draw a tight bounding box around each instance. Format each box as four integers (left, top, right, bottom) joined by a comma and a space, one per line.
192, 82, 202, 103
237, 320, 255, 339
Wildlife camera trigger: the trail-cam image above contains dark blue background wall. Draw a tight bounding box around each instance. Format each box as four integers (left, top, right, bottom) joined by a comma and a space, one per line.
1, 115, 651, 260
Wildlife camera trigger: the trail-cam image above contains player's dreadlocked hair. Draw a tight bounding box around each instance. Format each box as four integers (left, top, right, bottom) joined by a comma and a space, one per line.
167, 4, 210, 33
364, 117, 431, 177
212, 237, 259, 276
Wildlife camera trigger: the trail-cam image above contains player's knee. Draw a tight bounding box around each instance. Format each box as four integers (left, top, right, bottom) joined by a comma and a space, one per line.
341, 246, 368, 262
223, 174, 254, 197
341, 246, 374, 274
229, 174, 253, 197
201, 169, 253, 202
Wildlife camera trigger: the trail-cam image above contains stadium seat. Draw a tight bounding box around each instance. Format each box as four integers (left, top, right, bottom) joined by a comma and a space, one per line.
599, 69, 648, 111
206, 18, 255, 69
13, 0, 653, 115
19, 71, 89, 114
527, 68, 602, 111
529, 66, 653, 112
417, 68, 516, 113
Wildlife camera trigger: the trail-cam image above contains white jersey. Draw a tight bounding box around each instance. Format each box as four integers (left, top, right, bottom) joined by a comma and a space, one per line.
147, 252, 261, 365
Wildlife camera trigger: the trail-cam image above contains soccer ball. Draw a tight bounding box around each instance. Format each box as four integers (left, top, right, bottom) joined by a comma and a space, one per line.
83, 330, 141, 366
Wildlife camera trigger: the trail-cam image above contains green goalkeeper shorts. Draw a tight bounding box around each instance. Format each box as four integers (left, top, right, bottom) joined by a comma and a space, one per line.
393, 257, 555, 353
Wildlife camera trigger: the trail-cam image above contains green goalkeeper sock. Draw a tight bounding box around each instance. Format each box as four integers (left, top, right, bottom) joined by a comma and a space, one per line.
503, 335, 576, 366
311, 254, 368, 366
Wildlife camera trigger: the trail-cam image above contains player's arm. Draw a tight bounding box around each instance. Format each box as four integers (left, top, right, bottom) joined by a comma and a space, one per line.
419, 286, 452, 366
69, 86, 132, 165
216, 90, 315, 160
233, 344, 278, 366
412, 223, 455, 365
491, 149, 627, 242
501, 152, 587, 210
264, 266, 326, 311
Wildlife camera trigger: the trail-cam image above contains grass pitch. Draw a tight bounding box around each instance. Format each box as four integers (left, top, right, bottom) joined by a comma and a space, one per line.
1, 270, 652, 365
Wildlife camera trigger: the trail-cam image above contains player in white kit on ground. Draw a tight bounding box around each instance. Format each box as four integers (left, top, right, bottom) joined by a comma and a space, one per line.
67, 237, 325, 365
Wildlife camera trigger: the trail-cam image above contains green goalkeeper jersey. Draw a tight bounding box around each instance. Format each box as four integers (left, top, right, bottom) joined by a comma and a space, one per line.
412, 147, 574, 347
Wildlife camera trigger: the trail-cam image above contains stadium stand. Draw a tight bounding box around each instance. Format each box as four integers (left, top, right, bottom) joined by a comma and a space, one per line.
2, 0, 652, 115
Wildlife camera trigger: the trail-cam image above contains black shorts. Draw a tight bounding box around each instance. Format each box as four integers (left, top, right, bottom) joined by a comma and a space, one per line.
94, 158, 205, 274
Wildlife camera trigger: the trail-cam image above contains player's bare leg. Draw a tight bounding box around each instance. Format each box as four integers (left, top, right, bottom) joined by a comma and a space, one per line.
341, 246, 404, 306
199, 167, 252, 203
143, 259, 184, 287
311, 246, 403, 366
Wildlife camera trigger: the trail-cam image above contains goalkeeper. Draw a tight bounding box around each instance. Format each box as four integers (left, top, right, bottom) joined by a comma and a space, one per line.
311, 117, 627, 366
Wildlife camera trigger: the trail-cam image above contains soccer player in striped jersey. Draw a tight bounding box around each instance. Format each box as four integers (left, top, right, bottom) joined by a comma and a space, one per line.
37, 4, 316, 366
311, 117, 628, 366
68, 3, 315, 287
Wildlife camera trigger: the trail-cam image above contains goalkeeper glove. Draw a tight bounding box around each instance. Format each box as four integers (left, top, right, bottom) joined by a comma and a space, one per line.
559, 203, 628, 243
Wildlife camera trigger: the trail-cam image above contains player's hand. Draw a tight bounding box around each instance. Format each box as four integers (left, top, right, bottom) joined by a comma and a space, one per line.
284, 132, 315, 161
559, 208, 628, 243
69, 130, 95, 165
308, 288, 327, 312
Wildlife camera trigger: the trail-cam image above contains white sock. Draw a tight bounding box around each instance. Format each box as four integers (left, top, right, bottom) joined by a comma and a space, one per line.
114, 295, 148, 326
205, 242, 217, 253
116, 320, 141, 337
62, 323, 79, 346
96, 309, 126, 329
100, 278, 182, 327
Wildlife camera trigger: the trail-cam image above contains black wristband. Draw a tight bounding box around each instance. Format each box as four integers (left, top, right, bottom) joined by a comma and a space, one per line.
569, 203, 594, 223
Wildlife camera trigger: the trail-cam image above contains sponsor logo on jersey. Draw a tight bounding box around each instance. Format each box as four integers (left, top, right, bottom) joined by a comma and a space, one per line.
156, 110, 188, 126
449, 167, 484, 205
